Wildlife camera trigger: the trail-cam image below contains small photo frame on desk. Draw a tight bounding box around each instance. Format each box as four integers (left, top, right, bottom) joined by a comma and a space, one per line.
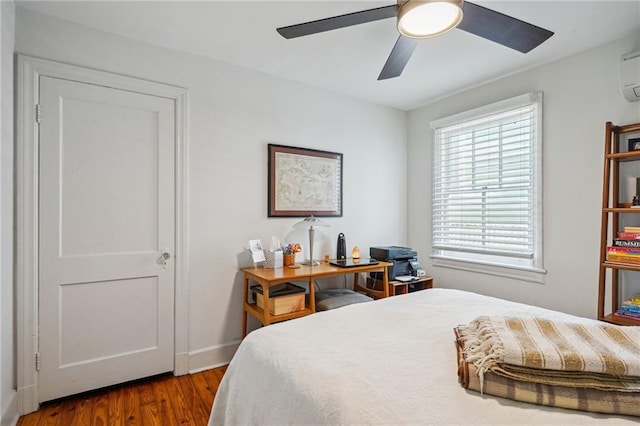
248, 239, 265, 263
629, 137, 640, 152
268, 144, 343, 217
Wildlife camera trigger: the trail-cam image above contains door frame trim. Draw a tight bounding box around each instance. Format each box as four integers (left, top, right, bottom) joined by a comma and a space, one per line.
16, 55, 190, 414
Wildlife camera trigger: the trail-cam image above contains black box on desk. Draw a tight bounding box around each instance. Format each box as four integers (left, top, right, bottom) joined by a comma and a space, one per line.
370, 246, 417, 261
369, 246, 418, 281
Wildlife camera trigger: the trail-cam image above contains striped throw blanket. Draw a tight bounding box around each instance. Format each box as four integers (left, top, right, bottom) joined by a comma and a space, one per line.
455, 316, 640, 416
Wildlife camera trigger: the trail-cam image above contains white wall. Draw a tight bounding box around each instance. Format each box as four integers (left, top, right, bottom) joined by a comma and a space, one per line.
408, 34, 640, 319
13, 7, 408, 372
1, 1, 16, 425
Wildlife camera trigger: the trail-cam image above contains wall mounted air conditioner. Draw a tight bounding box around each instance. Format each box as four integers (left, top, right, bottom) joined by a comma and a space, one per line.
621, 50, 640, 102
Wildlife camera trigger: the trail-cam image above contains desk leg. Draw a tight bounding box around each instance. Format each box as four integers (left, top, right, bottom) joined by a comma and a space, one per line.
242, 275, 249, 338
382, 266, 389, 298
263, 284, 271, 326
309, 278, 316, 312
353, 273, 359, 292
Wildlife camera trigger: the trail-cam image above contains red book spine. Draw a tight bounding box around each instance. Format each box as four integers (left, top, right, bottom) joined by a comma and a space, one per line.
616, 232, 640, 240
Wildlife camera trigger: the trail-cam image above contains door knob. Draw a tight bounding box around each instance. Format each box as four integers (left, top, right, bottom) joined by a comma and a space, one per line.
157, 249, 171, 268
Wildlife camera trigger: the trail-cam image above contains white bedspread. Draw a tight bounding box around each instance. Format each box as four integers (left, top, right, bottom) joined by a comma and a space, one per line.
209, 289, 638, 425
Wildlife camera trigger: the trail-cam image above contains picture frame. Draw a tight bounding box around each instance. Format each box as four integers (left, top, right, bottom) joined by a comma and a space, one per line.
268, 144, 343, 217
629, 137, 640, 152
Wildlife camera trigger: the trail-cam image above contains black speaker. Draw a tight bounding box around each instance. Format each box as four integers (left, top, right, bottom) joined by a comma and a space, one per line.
337, 233, 346, 259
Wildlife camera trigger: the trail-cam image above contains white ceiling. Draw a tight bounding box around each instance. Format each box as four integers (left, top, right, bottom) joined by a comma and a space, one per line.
16, 0, 640, 110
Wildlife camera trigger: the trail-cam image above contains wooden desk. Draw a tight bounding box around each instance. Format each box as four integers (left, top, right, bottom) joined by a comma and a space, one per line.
241, 261, 392, 337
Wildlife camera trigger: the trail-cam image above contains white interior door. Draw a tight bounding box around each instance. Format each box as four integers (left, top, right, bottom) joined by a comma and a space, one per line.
38, 75, 176, 402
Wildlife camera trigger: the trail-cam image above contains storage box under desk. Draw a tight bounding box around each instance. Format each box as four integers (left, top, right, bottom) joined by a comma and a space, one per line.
251, 283, 305, 315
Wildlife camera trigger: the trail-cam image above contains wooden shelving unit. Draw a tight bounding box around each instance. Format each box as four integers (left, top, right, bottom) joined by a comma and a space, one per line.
598, 121, 640, 325
363, 276, 433, 298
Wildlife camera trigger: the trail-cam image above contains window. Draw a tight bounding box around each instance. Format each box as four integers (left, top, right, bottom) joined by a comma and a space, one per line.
430, 93, 544, 282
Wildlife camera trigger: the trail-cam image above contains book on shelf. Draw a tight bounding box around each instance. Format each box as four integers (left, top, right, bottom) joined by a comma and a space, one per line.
616, 305, 640, 315
620, 301, 640, 311
613, 312, 640, 321
620, 309, 640, 317
606, 253, 640, 263
616, 231, 640, 240
622, 299, 640, 307
623, 226, 640, 233
616, 305, 640, 313
607, 246, 640, 255
613, 238, 640, 248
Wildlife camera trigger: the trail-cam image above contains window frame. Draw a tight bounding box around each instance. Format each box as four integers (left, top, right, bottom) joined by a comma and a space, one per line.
429, 93, 546, 283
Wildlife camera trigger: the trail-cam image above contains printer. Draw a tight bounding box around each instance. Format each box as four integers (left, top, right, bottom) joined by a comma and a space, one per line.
369, 246, 419, 281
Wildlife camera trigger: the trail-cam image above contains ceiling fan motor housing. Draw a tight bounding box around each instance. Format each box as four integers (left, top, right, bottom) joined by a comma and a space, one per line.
397, 0, 464, 39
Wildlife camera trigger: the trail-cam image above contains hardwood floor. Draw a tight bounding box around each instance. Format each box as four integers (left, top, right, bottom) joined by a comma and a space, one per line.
17, 366, 226, 426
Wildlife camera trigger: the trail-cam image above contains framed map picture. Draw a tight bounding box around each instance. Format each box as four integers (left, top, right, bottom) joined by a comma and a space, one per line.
268, 144, 343, 217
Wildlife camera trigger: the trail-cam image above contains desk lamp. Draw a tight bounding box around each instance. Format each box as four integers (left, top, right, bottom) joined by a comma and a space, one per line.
293, 216, 329, 266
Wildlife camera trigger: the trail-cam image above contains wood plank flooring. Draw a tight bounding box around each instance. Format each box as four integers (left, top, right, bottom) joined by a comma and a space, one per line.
17, 366, 226, 426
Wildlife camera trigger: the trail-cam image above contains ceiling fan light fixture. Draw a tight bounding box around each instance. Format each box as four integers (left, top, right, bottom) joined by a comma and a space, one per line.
397, 0, 463, 39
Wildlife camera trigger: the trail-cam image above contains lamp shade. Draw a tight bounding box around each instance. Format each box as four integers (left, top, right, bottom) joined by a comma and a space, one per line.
293, 216, 329, 229
397, 0, 463, 39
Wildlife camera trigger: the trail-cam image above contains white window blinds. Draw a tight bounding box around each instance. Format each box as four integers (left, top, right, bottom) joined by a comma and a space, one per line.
431, 93, 542, 269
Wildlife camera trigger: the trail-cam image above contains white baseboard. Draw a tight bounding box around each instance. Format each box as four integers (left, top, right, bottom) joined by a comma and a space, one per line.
17, 384, 37, 416
174, 351, 189, 376
188, 340, 240, 373
1, 390, 18, 426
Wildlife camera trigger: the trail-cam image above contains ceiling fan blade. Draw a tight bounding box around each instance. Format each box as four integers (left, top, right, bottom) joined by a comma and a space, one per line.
378, 36, 418, 80
457, 1, 554, 53
277, 4, 397, 39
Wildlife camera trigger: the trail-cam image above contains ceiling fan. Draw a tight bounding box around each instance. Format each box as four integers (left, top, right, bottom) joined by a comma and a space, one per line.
276, 0, 554, 80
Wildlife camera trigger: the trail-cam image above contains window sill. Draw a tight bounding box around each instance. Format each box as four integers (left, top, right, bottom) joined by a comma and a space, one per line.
430, 255, 547, 284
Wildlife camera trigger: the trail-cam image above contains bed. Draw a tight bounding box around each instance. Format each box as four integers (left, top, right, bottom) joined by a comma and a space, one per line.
209, 288, 638, 425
